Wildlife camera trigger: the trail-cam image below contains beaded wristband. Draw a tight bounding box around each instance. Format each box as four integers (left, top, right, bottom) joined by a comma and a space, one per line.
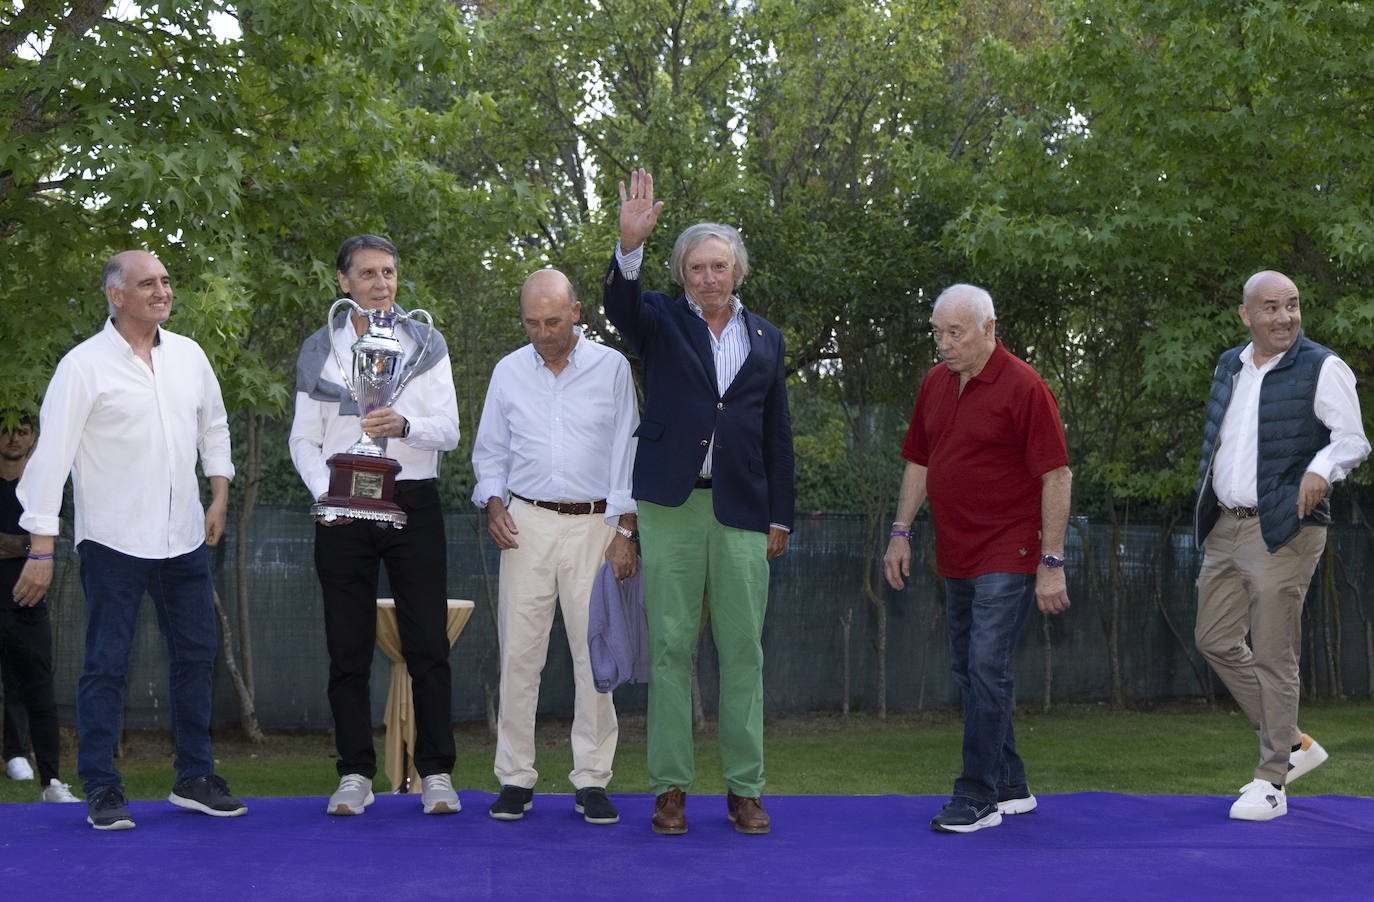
26, 552, 55, 561
890, 530, 910, 539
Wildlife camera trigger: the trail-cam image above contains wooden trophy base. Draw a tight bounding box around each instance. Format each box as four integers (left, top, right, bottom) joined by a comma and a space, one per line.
311, 452, 407, 527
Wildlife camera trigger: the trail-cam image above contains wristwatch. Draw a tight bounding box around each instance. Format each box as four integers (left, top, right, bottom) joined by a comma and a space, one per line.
1040, 553, 1065, 569
401, 418, 411, 439
613, 525, 639, 543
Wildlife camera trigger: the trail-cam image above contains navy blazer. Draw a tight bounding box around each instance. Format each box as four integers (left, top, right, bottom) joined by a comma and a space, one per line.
603, 253, 794, 534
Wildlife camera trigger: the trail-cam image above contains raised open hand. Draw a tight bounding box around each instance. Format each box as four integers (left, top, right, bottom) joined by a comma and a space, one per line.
618, 168, 664, 251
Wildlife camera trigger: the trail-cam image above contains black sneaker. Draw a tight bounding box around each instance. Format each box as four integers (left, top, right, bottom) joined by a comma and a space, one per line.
996, 784, 1037, 815
87, 785, 135, 831
168, 774, 247, 817
574, 786, 620, 825
930, 797, 1002, 834
489, 785, 534, 821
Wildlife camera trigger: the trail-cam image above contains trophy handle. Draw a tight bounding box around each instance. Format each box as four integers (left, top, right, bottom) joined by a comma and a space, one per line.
327, 297, 366, 410
388, 307, 435, 408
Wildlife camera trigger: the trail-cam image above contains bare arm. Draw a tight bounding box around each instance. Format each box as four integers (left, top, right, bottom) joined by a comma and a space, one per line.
11, 533, 54, 607
204, 474, 229, 547
883, 461, 928, 590
1035, 465, 1072, 615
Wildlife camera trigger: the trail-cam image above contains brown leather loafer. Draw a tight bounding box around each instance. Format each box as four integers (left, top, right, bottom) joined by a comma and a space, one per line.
727, 791, 770, 834
652, 787, 687, 835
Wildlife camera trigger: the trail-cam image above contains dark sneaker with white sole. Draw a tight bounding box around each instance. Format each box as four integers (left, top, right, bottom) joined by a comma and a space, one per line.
931, 797, 1002, 833
489, 784, 534, 821
168, 774, 247, 817
87, 785, 136, 831
575, 786, 620, 825
997, 785, 1038, 815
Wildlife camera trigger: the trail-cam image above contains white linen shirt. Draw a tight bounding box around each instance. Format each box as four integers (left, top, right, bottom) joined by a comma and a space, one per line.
17, 319, 234, 559
471, 329, 638, 526
289, 316, 460, 500
1213, 343, 1370, 508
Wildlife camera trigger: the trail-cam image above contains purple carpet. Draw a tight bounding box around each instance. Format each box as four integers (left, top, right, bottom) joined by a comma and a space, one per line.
3, 792, 1371, 900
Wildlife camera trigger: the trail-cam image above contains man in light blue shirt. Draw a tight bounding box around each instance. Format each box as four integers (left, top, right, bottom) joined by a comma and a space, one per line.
472, 268, 639, 826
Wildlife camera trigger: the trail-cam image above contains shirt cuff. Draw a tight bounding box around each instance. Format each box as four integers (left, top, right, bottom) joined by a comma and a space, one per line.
472, 479, 507, 509
615, 242, 643, 281
604, 493, 637, 526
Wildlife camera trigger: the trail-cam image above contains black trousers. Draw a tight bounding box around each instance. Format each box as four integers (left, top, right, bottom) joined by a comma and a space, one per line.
0, 605, 61, 785
314, 479, 455, 779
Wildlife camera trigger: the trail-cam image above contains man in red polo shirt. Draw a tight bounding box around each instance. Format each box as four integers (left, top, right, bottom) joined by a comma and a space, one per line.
884, 283, 1072, 834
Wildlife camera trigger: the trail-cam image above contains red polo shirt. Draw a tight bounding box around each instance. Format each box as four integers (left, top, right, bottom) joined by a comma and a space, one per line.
901, 340, 1069, 578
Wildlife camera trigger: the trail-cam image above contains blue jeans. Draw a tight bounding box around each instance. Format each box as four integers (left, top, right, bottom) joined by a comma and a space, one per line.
945, 572, 1035, 805
77, 541, 218, 795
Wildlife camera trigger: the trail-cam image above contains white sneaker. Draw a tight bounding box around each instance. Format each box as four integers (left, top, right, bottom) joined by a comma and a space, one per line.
421, 773, 460, 815
327, 774, 374, 816
1230, 778, 1286, 821
6, 756, 34, 781
42, 778, 81, 803
1287, 733, 1328, 784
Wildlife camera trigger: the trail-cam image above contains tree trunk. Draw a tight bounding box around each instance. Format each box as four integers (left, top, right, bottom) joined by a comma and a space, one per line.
1147, 509, 1213, 702
1071, 518, 1124, 708
839, 607, 852, 716
861, 508, 887, 718
233, 413, 262, 702
1319, 543, 1341, 698
472, 516, 500, 735
212, 586, 265, 743
1040, 614, 1053, 713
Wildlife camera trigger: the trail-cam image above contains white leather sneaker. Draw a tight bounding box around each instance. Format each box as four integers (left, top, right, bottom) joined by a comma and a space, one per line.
1230, 778, 1286, 821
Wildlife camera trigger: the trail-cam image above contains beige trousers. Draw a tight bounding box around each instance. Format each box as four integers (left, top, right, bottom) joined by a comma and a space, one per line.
1195, 512, 1326, 784
493, 498, 618, 790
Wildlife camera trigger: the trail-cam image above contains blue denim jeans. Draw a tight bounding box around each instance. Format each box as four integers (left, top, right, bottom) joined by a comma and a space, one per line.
76, 541, 218, 795
945, 571, 1035, 805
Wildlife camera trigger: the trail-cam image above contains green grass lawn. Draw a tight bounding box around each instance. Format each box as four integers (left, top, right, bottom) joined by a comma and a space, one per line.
4, 698, 1371, 804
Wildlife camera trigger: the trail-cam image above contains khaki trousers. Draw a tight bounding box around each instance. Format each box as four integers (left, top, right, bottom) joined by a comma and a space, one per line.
493, 498, 618, 790
1195, 513, 1325, 784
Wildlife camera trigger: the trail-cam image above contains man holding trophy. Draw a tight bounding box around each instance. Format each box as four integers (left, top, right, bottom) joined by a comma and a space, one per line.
289, 235, 462, 816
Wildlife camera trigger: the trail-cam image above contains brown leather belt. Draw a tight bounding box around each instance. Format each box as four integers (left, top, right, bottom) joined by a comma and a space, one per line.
510, 492, 607, 516
1218, 502, 1259, 519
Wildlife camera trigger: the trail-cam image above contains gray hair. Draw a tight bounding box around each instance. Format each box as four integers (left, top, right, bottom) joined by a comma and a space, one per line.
932, 283, 996, 323
102, 255, 126, 316
669, 223, 750, 288
336, 234, 398, 275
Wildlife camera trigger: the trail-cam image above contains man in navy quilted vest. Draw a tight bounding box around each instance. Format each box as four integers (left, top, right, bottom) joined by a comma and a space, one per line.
1193, 270, 1369, 821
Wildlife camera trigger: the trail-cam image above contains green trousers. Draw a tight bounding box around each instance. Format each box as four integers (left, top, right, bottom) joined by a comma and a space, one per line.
639, 490, 769, 796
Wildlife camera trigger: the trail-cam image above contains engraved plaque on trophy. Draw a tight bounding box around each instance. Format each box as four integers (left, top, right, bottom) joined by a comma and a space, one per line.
310, 298, 433, 528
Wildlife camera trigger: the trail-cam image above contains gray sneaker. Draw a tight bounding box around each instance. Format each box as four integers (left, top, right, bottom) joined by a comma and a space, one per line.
327, 774, 374, 816
86, 785, 135, 831
421, 773, 460, 814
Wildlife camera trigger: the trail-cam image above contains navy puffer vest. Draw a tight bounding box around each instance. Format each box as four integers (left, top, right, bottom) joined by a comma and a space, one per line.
1193, 332, 1332, 552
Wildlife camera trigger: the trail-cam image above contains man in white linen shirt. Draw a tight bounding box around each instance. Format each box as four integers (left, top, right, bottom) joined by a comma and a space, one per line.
13, 249, 245, 830
289, 234, 462, 817
1193, 269, 1370, 821
472, 268, 639, 826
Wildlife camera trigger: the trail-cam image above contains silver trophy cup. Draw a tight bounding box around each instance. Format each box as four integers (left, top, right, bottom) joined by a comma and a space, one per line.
310, 298, 434, 527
